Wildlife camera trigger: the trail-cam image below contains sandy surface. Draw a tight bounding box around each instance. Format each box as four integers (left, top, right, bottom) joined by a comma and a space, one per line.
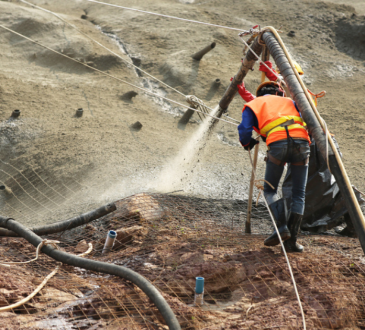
0, 0, 364, 226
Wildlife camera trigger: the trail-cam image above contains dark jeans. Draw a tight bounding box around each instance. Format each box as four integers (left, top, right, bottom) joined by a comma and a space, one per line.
264, 139, 310, 215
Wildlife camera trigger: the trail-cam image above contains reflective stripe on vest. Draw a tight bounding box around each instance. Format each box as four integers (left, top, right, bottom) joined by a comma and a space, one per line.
242, 95, 310, 145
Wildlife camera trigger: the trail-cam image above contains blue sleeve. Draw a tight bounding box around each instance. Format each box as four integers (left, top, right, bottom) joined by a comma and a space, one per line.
292, 100, 302, 117
237, 107, 258, 146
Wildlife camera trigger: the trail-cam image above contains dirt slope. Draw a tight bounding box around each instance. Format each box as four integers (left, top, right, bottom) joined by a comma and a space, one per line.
0, 0, 364, 226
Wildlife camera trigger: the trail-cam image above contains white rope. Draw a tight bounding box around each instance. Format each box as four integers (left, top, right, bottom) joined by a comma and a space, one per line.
0, 239, 60, 266
239, 35, 286, 86
20, 0, 239, 126
0, 241, 93, 312
247, 148, 307, 330
0, 24, 238, 128
223, 114, 241, 124
261, 195, 306, 330
84, 0, 244, 32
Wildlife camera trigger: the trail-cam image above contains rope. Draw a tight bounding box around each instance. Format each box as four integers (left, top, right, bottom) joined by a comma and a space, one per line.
0, 23, 238, 127
247, 148, 307, 330
0, 239, 60, 265
20, 0, 239, 125
19, 0, 186, 98
0, 241, 93, 312
307, 89, 326, 107
84, 0, 244, 32
239, 34, 285, 87
0, 266, 60, 312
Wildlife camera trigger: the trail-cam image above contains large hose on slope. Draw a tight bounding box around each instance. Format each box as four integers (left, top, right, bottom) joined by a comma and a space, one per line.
261, 29, 365, 254
0, 202, 116, 237
0, 215, 181, 330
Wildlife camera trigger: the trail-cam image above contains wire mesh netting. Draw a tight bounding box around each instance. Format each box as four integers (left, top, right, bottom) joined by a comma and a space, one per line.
1, 192, 365, 329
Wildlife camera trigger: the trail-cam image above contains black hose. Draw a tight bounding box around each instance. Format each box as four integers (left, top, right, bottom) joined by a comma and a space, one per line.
0, 203, 117, 237
0, 215, 181, 330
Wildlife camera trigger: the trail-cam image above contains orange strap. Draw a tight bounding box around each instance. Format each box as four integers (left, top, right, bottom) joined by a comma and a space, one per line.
307, 89, 335, 137
307, 89, 326, 107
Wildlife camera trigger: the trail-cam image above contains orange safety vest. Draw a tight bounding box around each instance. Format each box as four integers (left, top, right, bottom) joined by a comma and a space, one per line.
243, 95, 310, 146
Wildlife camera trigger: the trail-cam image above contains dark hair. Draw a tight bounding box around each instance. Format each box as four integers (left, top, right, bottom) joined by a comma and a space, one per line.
257, 86, 284, 97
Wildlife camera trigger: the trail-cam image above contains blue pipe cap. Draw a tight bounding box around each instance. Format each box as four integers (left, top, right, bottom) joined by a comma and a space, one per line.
195, 277, 204, 294
108, 230, 117, 239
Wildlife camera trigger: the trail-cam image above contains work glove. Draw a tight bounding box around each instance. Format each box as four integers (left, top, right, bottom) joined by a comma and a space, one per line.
230, 78, 255, 102
259, 61, 278, 81
243, 138, 259, 151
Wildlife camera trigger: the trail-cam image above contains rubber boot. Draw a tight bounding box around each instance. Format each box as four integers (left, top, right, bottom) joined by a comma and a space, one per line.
264, 199, 291, 246
284, 212, 304, 253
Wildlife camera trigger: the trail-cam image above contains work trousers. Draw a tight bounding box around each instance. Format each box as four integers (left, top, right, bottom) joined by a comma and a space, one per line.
264, 139, 310, 215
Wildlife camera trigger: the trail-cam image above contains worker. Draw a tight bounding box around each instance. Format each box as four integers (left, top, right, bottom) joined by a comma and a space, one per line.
237, 78, 310, 252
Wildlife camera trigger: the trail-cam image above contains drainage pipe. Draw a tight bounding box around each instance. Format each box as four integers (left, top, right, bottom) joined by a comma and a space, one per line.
261, 29, 365, 254
0, 202, 116, 237
192, 42, 216, 61
0, 215, 181, 330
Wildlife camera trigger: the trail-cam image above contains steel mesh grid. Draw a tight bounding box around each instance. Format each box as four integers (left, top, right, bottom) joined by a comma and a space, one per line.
1, 192, 365, 329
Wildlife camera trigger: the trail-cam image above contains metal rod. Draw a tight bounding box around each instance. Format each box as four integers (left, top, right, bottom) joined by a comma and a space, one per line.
192, 42, 216, 60
262, 30, 365, 255
245, 46, 270, 233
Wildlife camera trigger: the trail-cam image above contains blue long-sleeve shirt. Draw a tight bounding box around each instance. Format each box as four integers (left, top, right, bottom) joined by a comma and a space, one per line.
238, 107, 258, 146
238, 99, 300, 146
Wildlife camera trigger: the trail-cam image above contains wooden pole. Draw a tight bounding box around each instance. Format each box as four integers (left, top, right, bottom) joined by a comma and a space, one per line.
245, 46, 270, 233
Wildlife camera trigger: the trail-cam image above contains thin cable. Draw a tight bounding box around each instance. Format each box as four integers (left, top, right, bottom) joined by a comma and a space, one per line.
21, 0, 232, 118
223, 113, 241, 123
19, 0, 185, 98
84, 0, 243, 32
0, 23, 237, 127
247, 147, 306, 330
239, 35, 285, 86
261, 195, 307, 330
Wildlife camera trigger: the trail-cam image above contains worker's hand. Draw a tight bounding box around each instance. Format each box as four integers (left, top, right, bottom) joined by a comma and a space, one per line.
231, 78, 255, 102
243, 138, 259, 151
259, 61, 278, 81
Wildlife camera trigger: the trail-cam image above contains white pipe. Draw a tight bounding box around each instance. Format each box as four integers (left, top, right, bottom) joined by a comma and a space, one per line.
102, 230, 117, 254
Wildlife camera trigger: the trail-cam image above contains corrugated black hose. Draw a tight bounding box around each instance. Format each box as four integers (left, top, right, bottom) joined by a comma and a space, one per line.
0, 203, 117, 237
0, 215, 181, 330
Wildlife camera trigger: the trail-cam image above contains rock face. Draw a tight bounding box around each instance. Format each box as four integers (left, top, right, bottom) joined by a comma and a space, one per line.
104, 193, 165, 224
113, 225, 148, 248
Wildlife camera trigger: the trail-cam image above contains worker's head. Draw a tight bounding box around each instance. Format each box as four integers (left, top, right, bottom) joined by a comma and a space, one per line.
256, 81, 285, 97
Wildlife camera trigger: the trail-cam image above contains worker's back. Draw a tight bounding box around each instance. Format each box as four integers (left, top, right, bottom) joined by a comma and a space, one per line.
243, 95, 309, 145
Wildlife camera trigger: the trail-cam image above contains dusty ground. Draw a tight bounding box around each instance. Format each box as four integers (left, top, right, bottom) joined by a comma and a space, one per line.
0, 0, 364, 227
